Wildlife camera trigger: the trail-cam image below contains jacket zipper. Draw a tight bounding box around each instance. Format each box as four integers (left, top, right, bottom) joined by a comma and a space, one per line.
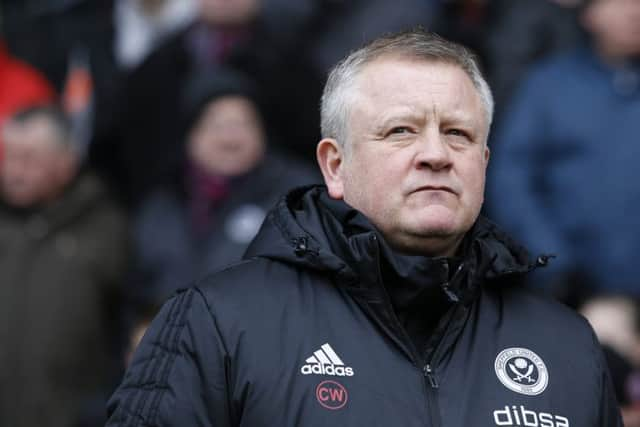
420, 260, 467, 427
424, 364, 438, 388
420, 299, 463, 427
421, 331, 449, 427
423, 364, 442, 427
354, 238, 461, 427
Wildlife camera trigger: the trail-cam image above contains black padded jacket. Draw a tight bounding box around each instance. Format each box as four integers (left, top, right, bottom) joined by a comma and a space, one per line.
107, 186, 622, 427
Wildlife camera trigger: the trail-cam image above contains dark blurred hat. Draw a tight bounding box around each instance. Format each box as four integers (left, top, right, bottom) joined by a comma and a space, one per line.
181, 66, 259, 132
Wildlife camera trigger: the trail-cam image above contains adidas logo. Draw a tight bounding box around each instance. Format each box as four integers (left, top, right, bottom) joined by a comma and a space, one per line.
300, 343, 355, 377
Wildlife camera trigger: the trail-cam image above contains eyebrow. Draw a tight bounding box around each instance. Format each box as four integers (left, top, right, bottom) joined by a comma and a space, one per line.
374, 108, 480, 132
372, 108, 423, 131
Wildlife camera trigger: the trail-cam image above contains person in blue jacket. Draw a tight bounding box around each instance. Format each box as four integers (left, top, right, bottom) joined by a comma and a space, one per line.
488, 0, 640, 296
107, 29, 622, 427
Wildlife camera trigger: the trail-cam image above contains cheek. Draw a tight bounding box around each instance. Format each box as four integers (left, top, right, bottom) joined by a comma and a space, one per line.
341, 158, 374, 205
28, 163, 53, 185
462, 163, 487, 206
191, 136, 218, 163
238, 134, 261, 155
345, 157, 403, 216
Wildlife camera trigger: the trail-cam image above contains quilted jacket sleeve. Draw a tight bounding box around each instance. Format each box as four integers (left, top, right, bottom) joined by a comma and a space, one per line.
106, 288, 234, 426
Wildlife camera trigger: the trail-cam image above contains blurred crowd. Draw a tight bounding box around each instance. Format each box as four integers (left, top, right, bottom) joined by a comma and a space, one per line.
0, 0, 639, 425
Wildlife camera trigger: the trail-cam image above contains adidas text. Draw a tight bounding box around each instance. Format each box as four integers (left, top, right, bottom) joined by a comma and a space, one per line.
301, 364, 354, 376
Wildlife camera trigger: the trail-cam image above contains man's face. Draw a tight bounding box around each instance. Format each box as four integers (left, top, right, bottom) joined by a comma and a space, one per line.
188, 95, 265, 176
1, 117, 75, 208
582, 0, 640, 59
330, 58, 490, 256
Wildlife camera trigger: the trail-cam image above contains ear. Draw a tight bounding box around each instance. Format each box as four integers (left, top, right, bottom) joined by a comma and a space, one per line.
484, 145, 490, 165
316, 138, 345, 199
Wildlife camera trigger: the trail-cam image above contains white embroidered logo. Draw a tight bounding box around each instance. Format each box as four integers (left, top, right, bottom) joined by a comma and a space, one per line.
495, 348, 548, 396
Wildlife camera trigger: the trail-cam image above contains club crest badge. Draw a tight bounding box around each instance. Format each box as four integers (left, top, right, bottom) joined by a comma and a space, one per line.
495, 348, 549, 396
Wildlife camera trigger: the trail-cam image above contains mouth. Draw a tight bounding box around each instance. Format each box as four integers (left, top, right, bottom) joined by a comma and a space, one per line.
411, 185, 457, 195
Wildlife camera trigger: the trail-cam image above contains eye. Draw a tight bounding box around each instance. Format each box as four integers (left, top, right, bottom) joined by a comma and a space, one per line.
446, 129, 468, 138
388, 126, 412, 136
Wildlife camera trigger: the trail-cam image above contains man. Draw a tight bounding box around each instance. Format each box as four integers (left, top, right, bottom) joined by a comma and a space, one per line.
107, 30, 621, 426
132, 67, 316, 305
0, 106, 128, 427
488, 0, 640, 298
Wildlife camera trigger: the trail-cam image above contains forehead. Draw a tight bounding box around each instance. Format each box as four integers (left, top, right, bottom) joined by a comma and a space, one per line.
355, 56, 479, 106
347, 57, 486, 132
3, 116, 62, 153
199, 95, 258, 121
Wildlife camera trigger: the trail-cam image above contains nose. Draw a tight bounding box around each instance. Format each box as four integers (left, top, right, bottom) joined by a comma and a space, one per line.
414, 129, 452, 171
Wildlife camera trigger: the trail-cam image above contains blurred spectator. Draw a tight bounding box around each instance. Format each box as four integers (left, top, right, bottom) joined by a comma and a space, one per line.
130, 68, 317, 306
0, 106, 128, 427
603, 345, 640, 427
114, 0, 197, 70
105, 0, 283, 205
488, 0, 640, 295
435, 0, 583, 121
0, 39, 55, 155
1, 0, 119, 157
580, 295, 640, 426
581, 295, 640, 366
484, 0, 583, 117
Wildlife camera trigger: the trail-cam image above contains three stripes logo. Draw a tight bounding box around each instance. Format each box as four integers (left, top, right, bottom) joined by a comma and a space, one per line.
301, 343, 355, 377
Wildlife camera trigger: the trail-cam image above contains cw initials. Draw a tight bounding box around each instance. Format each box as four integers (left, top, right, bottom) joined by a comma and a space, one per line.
315, 380, 348, 410
318, 387, 345, 402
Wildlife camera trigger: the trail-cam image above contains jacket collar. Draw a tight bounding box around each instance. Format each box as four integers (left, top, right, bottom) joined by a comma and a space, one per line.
245, 185, 540, 300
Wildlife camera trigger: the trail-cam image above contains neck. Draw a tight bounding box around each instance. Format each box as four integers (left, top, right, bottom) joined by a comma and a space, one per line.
386, 232, 465, 258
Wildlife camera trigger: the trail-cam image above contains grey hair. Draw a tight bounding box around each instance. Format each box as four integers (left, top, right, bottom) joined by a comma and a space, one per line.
320, 29, 494, 146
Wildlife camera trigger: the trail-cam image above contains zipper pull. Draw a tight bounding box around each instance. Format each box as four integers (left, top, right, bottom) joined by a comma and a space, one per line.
441, 282, 460, 303
424, 364, 439, 388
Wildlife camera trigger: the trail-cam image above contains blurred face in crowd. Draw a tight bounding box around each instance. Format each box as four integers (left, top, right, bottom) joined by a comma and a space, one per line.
138, 0, 165, 15
198, 0, 259, 27
582, 0, 640, 60
318, 57, 490, 257
1, 116, 77, 208
188, 95, 265, 177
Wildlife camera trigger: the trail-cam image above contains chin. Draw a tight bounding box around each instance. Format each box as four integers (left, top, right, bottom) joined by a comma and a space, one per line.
398, 221, 466, 255
408, 211, 461, 236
